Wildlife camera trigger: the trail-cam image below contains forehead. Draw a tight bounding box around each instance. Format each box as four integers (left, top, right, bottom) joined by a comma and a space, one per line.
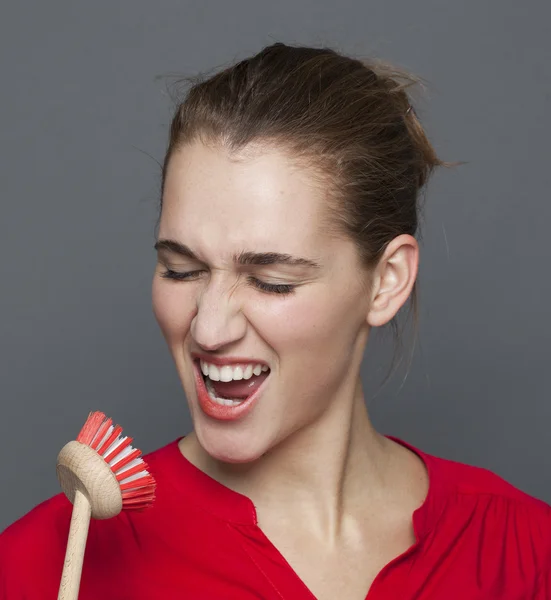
160, 141, 333, 259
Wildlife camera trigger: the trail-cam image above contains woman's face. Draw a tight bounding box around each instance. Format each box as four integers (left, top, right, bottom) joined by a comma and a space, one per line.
153, 141, 373, 463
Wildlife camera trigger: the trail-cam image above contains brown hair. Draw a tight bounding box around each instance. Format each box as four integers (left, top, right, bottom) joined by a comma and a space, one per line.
160, 42, 449, 390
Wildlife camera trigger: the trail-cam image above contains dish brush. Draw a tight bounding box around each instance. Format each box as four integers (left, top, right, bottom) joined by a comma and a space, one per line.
56, 411, 156, 600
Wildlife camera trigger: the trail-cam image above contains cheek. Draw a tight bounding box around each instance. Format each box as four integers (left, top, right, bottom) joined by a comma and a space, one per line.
249, 285, 362, 362
151, 278, 195, 342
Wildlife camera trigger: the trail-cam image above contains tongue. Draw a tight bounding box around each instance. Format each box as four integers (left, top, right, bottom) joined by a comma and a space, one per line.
210, 372, 269, 400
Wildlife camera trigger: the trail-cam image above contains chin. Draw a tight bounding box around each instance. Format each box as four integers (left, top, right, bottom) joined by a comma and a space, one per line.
194, 421, 273, 465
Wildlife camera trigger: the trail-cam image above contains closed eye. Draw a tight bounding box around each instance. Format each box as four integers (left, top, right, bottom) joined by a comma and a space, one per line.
159, 268, 202, 281
251, 279, 295, 295
159, 268, 295, 295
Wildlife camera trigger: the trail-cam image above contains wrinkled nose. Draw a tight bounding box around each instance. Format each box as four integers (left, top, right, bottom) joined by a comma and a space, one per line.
190, 280, 247, 351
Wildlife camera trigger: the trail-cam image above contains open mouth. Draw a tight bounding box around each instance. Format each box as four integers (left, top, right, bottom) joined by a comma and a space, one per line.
194, 359, 271, 414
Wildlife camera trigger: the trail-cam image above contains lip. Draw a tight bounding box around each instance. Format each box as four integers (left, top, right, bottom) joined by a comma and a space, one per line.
191, 352, 270, 369
192, 359, 269, 421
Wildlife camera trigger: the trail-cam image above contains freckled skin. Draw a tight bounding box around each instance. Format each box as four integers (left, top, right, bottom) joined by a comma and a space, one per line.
152, 141, 417, 465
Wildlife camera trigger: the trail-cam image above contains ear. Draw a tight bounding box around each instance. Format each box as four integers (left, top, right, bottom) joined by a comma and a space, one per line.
366, 234, 419, 327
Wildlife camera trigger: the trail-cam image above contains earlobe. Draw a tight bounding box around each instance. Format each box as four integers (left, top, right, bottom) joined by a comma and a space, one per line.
366, 235, 419, 328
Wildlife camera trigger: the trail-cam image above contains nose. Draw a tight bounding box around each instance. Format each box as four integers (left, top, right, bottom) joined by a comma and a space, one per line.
190, 276, 247, 352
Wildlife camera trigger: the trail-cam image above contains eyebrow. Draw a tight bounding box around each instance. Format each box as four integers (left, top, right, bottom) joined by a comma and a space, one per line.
154, 239, 322, 270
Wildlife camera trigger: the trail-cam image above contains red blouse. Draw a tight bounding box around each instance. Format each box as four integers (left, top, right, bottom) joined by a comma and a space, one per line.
1, 436, 550, 599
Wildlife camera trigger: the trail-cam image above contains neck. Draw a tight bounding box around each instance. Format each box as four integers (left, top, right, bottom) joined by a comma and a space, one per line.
181, 378, 396, 538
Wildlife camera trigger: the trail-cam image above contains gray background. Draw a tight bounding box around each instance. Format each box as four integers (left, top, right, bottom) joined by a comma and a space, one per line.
1, 0, 550, 532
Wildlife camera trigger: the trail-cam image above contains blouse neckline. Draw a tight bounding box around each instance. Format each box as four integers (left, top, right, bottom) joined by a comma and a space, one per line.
162, 434, 449, 538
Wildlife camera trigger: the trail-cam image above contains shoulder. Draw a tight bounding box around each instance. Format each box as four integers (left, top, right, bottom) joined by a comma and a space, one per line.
392, 434, 551, 510
0, 438, 179, 549
0, 439, 180, 598
0, 493, 72, 598
0, 492, 72, 551
426, 449, 551, 510
421, 445, 551, 574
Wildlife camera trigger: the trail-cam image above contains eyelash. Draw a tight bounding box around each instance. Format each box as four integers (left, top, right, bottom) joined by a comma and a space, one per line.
159, 269, 296, 295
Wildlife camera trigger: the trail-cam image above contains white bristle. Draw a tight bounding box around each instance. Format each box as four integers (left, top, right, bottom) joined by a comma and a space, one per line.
119, 470, 149, 485
115, 458, 143, 476
94, 425, 114, 451
109, 444, 135, 468
102, 434, 126, 459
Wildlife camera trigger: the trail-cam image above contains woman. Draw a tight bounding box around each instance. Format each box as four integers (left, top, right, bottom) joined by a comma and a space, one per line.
1, 43, 550, 599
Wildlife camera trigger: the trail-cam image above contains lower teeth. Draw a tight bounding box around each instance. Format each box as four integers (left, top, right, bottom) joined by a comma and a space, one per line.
204, 377, 245, 407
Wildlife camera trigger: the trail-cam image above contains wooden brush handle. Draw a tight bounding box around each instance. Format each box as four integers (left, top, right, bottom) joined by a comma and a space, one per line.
58, 489, 92, 600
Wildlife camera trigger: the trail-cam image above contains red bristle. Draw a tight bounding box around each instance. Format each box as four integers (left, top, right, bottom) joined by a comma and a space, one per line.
123, 487, 156, 500
122, 488, 156, 510
77, 412, 106, 445
89, 418, 112, 450
123, 501, 155, 511
119, 474, 155, 491
123, 488, 156, 500
103, 436, 132, 463
115, 463, 147, 482
121, 478, 156, 495
110, 448, 141, 472
96, 425, 123, 456
125, 497, 156, 507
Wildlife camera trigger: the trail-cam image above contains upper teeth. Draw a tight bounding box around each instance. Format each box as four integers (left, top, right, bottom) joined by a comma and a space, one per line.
200, 361, 269, 382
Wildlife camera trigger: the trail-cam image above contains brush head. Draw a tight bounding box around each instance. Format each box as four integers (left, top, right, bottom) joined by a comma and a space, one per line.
56, 411, 156, 519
